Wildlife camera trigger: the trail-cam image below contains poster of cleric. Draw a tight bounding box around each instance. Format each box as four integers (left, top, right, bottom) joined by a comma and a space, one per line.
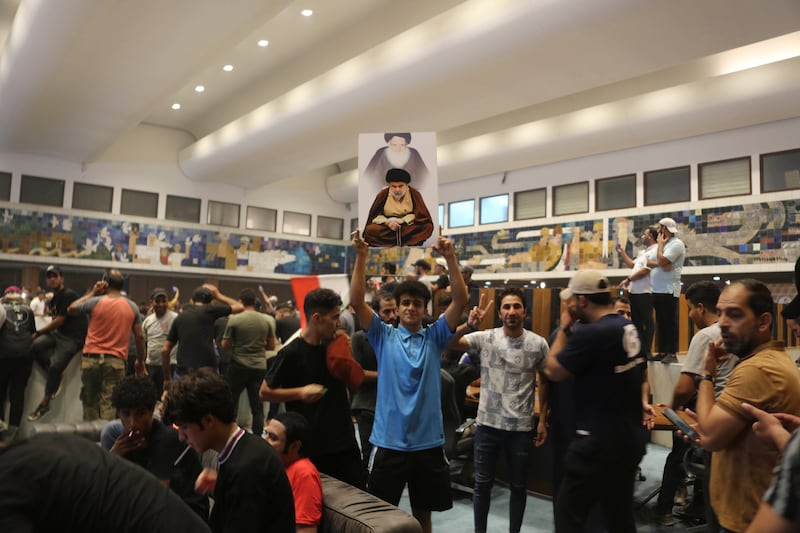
357, 132, 438, 248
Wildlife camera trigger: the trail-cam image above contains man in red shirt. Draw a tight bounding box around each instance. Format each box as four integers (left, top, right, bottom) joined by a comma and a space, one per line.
68, 269, 145, 420
265, 412, 323, 533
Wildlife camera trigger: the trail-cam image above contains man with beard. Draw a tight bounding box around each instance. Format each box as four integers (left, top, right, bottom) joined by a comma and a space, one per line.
448, 287, 550, 533
364, 132, 430, 187
688, 279, 800, 532
363, 168, 433, 248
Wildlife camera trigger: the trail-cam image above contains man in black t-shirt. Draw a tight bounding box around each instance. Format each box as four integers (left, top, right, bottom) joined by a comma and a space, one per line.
28, 265, 89, 422
544, 269, 647, 533
0, 433, 212, 533
101, 375, 208, 520
163, 368, 294, 533
262, 288, 366, 488
0, 286, 36, 436
161, 284, 243, 394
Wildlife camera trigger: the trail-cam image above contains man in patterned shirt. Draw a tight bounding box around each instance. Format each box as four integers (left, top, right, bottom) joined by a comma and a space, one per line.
449, 287, 550, 533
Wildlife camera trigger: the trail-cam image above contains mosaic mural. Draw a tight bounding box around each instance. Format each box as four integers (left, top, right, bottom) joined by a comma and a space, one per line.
1, 199, 798, 278
0, 206, 347, 276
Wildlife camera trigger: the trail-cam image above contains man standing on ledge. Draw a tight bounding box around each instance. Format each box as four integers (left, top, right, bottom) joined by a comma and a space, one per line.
648, 217, 685, 363
544, 269, 647, 533
363, 168, 433, 248
350, 229, 468, 533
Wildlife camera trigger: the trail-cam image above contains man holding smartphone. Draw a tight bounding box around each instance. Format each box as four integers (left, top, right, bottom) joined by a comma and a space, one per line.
647, 218, 685, 364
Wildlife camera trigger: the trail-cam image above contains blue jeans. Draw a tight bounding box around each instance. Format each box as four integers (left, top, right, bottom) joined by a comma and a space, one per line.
473, 425, 533, 533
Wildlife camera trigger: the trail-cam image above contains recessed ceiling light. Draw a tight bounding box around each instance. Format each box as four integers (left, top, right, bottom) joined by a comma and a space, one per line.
171, 103, 181, 110
194, 85, 205, 93
258, 39, 269, 47
301, 9, 313, 16
223, 64, 234, 72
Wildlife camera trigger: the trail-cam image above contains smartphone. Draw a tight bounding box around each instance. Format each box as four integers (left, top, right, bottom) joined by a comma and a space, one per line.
662, 407, 698, 440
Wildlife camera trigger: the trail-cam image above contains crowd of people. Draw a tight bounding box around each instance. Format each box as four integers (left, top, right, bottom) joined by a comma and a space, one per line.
0, 214, 799, 533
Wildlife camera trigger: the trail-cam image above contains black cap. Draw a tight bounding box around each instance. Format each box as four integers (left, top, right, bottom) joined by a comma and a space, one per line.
385, 168, 411, 184
45, 265, 62, 277
150, 287, 168, 299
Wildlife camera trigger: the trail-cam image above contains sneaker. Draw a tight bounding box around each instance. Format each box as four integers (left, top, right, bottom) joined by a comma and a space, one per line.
52, 380, 64, 399
658, 513, 675, 526
27, 405, 50, 422
661, 354, 679, 364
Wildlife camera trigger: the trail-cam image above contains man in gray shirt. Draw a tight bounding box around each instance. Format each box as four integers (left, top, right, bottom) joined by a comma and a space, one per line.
449, 287, 550, 533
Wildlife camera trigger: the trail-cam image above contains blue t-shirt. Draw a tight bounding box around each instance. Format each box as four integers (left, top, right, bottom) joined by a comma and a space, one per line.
556, 313, 647, 464
366, 314, 453, 452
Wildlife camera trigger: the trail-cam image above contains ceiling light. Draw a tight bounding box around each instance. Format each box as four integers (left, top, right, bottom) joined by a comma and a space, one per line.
539, 282, 546, 289
258, 39, 269, 47
301, 9, 313, 16
223, 64, 234, 72
171, 103, 181, 110
195, 85, 205, 93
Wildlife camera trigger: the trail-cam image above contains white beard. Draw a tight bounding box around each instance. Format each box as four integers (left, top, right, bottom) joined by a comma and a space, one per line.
385, 148, 411, 169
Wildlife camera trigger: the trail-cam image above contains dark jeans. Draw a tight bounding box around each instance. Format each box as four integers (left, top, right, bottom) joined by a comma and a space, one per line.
657, 432, 690, 513
227, 363, 266, 437
555, 450, 638, 533
354, 409, 375, 470
0, 357, 33, 426
473, 425, 533, 533
629, 293, 654, 357
146, 363, 176, 395
652, 293, 679, 354
32, 332, 82, 396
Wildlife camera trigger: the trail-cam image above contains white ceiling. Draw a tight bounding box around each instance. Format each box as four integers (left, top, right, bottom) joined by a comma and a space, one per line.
1, 0, 799, 197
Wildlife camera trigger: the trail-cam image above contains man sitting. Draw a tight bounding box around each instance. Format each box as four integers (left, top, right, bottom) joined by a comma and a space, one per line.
100, 375, 208, 520
266, 412, 323, 533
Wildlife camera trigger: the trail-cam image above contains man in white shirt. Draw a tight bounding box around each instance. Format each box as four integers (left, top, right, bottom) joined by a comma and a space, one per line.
142, 288, 177, 393
618, 227, 658, 359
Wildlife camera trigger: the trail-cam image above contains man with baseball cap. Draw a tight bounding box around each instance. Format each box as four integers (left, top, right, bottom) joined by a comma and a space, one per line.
647, 217, 686, 363
28, 265, 88, 422
544, 269, 648, 532
142, 288, 178, 393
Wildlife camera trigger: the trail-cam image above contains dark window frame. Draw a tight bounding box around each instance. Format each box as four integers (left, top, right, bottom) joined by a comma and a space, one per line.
513, 187, 547, 221
479, 193, 509, 225
698, 156, 752, 200
72, 181, 114, 213
553, 181, 589, 216
760, 147, 800, 193
643, 165, 691, 206
595, 173, 636, 211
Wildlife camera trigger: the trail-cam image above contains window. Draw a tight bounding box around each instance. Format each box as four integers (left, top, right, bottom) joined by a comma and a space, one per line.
553, 182, 588, 216
20, 175, 64, 207
121, 189, 158, 218
283, 211, 311, 236
72, 182, 113, 213
208, 200, 240, 228
514, 188, 546, 220
0, 171, 10, 201
438, 204, 445, 228
448, 199, 475, 228
246, 206, 277, 232
596, 174, 635, 211
317, 216, 344, 240
644, 166, 690, 205
165, 195, 201, 223
699, 157, 751, 199
350, 217, 359, 235
761, 148, 800, 192
479, 194, 509, 224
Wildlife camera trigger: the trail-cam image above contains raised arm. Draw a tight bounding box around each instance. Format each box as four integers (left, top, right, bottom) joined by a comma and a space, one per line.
349, 230, 375, 330
204, 284, 244, 314
434, 235, 467, 331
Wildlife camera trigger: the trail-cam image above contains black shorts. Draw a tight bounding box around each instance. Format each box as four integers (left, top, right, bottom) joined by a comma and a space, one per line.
367, 445, 453, 512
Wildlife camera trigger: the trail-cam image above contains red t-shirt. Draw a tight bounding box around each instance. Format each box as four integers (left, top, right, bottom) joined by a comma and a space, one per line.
286, 457, 322, 526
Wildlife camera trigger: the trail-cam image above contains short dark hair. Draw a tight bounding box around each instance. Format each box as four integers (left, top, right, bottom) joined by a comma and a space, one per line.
239, 288, 256, 307
393, 280, 431, 307
162, 368, 235, 427
371, 290, 396, 312
645, 227, 659, 241
730, 279, 774, 318
104, 269, 125, 291
192, 286, 213, 304
382, 262, 397, 275
614, 295, 631, 306
273, 411, 311, 456
498, 287, 526, 309
414, 259, 431, 272
583, 292, 612, 306
112, 375, 158, 411
303, 288, 342, 319
438, 293, 452, 308
685, 281, 720, 311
